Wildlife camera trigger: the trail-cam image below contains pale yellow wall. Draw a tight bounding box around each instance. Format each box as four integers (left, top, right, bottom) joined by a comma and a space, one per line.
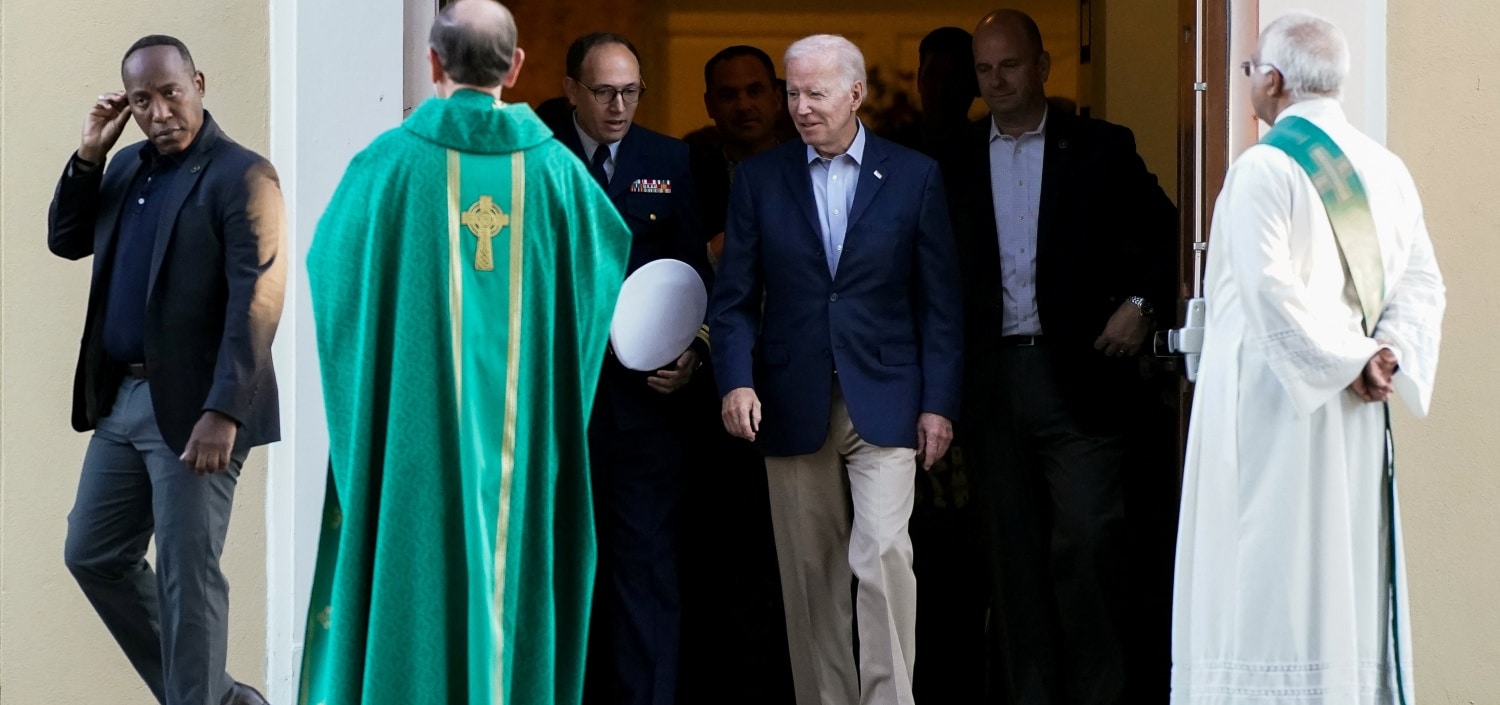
1387, 0, 1500, 699
1096, 0, 1180, 203
0, 2, 270, 703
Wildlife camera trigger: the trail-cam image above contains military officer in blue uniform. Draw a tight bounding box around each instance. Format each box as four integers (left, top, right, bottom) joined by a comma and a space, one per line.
547, 31, 710, 705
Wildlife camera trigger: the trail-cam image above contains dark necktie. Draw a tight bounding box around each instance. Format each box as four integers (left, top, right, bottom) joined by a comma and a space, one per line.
590, 144, 610, 189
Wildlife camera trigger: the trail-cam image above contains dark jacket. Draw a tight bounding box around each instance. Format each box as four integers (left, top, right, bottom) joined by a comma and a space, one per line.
550, 117, 711, 432
688, 138, 733, 242
944, 111, 1178, 432
47, 114, 286, 454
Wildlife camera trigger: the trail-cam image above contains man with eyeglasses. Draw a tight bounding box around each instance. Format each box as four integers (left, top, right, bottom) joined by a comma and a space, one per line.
1173, 12, 1444, 703
549, 31, 709, 705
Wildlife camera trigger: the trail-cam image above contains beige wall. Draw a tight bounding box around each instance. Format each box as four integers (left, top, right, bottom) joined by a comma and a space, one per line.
1095, 0, 1181, 203
0, 2, 270, 703
1387, 0, 1500, 699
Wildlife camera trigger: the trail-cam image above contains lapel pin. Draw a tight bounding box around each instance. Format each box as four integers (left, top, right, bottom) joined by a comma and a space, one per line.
874, 170, 884, 180
190, 165, 202, 173
1058, 140, 1070, 150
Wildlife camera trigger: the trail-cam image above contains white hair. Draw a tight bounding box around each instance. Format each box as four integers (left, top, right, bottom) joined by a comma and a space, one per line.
1258, 11, 1349, 100
784, 34, 866, 90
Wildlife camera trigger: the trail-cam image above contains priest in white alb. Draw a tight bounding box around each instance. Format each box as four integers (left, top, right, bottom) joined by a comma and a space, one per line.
1172, 12, 1444, 704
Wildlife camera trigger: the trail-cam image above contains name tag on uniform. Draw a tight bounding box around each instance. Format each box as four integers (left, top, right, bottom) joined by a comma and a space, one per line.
631, 178, 672, 194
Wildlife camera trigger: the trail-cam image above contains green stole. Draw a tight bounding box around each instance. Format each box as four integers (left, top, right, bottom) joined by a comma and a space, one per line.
1261, 114, 1408, 705
1260, 115, 1384, 334
301, 149, 530, 705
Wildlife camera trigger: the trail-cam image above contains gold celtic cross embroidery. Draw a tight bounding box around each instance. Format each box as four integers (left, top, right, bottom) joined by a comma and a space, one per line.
461, 195, 510, 271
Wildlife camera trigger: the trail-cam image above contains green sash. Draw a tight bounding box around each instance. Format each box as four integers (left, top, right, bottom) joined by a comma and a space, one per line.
1262, 116, 1410, 705
1260, 115, 1384, 334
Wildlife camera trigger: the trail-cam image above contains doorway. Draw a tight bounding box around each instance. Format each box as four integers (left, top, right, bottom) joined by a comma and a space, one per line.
400, 1, 1232, 703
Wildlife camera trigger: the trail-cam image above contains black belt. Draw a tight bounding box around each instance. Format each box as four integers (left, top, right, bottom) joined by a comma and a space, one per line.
123, 363, 148, 379
999, 335, 1044, 347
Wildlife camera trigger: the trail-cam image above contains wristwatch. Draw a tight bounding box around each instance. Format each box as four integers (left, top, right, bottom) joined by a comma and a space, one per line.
1128, 295, 1156, 318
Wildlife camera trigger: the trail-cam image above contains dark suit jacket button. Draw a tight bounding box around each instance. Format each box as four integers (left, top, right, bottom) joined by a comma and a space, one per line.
829, 293, 839, 302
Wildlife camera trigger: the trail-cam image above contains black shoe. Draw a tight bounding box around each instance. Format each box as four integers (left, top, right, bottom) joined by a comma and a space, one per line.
222, 681, 271, 705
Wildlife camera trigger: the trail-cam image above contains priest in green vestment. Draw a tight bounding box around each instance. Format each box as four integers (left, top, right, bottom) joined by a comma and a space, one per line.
299, 2, 631, 703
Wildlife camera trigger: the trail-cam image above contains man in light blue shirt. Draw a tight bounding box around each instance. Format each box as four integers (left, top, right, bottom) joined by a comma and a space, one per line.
948, 10, 1180, 705
710, 33, 963, 705
989, 109, 1046, 335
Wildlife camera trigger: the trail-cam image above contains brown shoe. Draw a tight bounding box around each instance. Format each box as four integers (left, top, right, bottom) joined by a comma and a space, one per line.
221, 681, 270, 705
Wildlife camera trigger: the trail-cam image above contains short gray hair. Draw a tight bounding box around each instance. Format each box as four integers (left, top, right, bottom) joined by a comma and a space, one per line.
784, 34, 866, 90
1258, 11, 1349, 100
429, 0, 518, 88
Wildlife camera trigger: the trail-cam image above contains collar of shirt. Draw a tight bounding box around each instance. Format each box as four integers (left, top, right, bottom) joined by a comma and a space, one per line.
806, 120, 867, 168
1275, 97, 1345, 125
989, 105, 1049, 144
573, 113, 621, 165
137, 146, 186, 173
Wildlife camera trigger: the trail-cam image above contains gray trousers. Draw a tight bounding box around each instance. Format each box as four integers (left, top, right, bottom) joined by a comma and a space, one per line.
64, 378, 244, 705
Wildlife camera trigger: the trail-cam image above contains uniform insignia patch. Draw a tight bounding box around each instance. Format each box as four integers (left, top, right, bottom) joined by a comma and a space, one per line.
631, 178, 672, 194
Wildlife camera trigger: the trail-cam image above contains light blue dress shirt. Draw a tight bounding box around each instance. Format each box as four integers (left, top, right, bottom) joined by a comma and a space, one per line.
808, 122, 866, 278
989, 109, 1047, 336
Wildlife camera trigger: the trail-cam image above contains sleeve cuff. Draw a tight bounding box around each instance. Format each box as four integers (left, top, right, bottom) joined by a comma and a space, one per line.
69, 152, 102, 176
203, 407, 245, 428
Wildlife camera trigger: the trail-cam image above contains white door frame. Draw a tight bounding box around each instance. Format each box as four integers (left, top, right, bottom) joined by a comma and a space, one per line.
264, 1, 424, 702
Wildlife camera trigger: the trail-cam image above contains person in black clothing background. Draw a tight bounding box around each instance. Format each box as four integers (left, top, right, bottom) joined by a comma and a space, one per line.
48, 35, 284, 705
547, 31, 710, 705
678, 44, 796, 705
947, 11, 1178, 704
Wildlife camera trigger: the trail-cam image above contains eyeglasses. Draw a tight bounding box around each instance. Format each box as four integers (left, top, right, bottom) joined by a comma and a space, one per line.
1240, 60, 1277, 77
577, 81, 645, 105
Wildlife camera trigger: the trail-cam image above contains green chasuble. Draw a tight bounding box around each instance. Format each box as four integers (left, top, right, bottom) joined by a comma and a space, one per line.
301, 89, 630, 705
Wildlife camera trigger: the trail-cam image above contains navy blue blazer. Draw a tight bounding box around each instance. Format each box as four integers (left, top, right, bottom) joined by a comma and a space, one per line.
709, 130, 963, 457
551, 117, 712, 431
47, 114, 285, 454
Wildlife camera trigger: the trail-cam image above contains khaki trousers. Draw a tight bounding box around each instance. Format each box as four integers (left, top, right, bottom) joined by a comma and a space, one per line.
764, 387, 918, 705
